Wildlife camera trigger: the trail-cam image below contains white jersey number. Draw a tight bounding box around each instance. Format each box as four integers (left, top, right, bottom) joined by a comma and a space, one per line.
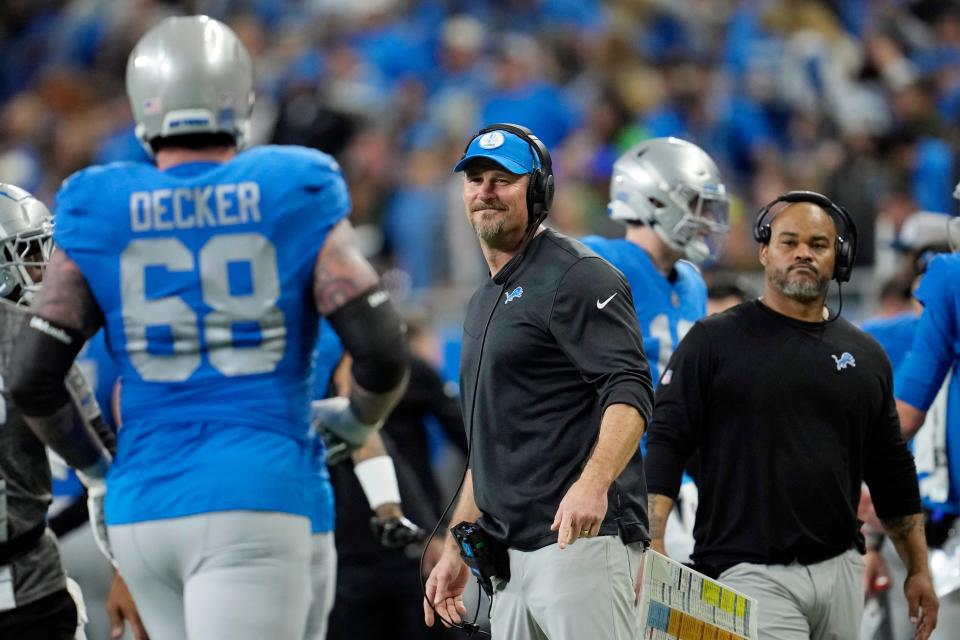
120, 233, 286, 381
649, 313, 694, 377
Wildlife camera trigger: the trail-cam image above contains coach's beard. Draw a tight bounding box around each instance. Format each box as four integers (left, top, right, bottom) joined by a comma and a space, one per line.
470, 202, 510, 242
770, 265, 829, 303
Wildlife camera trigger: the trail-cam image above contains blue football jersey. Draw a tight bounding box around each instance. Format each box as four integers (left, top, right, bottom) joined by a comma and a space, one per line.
55, 145, 350, 525
896, 254, 960, 513
307, 318, 345, 533
861, 312, 919, 371
580, 237, 707, 385
312, 318, 345, 401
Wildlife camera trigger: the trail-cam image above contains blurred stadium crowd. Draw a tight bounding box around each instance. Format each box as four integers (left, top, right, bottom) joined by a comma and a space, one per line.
2, 0, 960, 320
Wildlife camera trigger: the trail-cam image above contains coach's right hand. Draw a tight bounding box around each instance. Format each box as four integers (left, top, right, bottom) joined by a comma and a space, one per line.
423, 547, 470, 628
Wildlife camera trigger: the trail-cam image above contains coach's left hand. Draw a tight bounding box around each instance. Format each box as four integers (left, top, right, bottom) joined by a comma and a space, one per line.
904, 570, 939, 640
551, 476, 607, 549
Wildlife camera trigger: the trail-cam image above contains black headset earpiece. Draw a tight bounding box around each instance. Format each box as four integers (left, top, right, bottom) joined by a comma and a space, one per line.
463, 123, 555, 225
753, 190, 858, 283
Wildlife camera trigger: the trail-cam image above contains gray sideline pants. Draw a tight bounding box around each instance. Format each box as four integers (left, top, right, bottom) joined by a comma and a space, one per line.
303, 532, 337, 640
719, 548, 864, 640
110, 511, 312, 640
490, 535, 643, 640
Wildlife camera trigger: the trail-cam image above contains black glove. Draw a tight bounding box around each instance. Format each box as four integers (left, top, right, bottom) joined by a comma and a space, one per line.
370, 515, 427, 550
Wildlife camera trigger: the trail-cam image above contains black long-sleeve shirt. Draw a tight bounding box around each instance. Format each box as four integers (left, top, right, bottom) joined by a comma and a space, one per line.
461, 229, 654, 551
646, 300, 921, 577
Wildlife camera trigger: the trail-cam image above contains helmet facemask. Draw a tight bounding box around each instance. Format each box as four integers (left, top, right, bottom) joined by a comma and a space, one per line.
661, 183, 730, 264
0, 218, 54, 304
608, 138, 730, 264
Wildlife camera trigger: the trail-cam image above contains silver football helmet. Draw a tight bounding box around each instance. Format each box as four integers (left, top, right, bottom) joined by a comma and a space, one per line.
0, 184, 54, 303
609, 137, 730, 263
126, 15, 254, 156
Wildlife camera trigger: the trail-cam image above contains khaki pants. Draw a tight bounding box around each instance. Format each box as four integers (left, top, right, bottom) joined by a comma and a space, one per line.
490, 535, 643, 640
720, 548, 864, 640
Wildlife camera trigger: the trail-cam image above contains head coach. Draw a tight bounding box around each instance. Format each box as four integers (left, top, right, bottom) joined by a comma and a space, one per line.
422, 124, 654, 639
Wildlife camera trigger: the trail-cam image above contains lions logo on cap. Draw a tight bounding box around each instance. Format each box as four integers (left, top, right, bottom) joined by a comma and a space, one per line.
478, 131, 505, 149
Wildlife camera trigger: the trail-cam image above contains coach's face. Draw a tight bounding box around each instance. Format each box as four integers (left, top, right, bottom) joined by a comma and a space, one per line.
759, 203, 836, 303
462, 158, 530, 249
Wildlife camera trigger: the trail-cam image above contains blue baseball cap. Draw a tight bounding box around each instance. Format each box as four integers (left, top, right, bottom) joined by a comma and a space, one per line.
454, 129, 541, 174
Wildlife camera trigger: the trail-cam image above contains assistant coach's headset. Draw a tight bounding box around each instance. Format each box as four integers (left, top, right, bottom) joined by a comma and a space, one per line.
754, 190, 859, 319
753, 190, 858, 283
461, 123, 555, 285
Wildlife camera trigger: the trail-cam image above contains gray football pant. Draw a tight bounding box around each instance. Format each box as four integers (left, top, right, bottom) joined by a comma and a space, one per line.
490, 535, 643, 640
303, 533, 336, 640
110, 511, 313, 640
719, 548, 864, 640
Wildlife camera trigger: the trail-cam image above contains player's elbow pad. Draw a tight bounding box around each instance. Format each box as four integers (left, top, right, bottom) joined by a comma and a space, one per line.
327, 286, 409, 393
9, 316, 85, 416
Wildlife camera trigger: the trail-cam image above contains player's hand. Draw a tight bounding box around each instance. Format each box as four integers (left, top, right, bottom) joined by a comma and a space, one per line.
310, 397, 380, 462
677, 482, 698, 535
864, 548, 891, 595
423, 547, 470, 628
107, 572, 149, 640
321, 432, 353, 466
371, 514, 427, 550
551, 476, 608, 549
78, 473, 118, 569
904, 571, 938, 640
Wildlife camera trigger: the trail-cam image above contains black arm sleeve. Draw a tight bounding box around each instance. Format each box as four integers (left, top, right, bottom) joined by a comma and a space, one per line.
645, 321, 712, 499
9, 316, 108, 471
326, 286, 408, 393
48, 495, 89, 538
9, 316, 84, 416
864, 359, 922, 518
549, 257, 654, 423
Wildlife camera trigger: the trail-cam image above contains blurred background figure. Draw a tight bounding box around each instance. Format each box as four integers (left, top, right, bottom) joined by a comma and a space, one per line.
6, 1, 960, 637
860, 207, 958, 640
4, 0, 960, 326
706, 272, 752, 315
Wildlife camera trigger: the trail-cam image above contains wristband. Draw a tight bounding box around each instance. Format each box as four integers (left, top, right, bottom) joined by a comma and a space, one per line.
354, 455, 402, 509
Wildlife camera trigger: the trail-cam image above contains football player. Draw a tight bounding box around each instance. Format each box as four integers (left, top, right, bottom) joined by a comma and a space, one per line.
8, 16, 408, 640
581, 137, 730, 562
894, 213, 960, 639
0, 183, 120, 639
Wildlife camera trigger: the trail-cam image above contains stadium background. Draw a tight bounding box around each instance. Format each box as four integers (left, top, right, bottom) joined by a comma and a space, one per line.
2, 0, 960, 374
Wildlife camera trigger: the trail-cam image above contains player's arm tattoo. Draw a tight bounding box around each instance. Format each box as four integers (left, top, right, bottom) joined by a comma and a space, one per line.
647, 493, 673, 540
313, 219, 379, 315
31, 249, 104, 338
880, 513, 923, 542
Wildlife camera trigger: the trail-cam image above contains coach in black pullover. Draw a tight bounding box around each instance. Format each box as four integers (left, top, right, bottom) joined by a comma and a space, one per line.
460, 228, 653, 551
646, 198, 938, 639
423, 126, 653, 640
